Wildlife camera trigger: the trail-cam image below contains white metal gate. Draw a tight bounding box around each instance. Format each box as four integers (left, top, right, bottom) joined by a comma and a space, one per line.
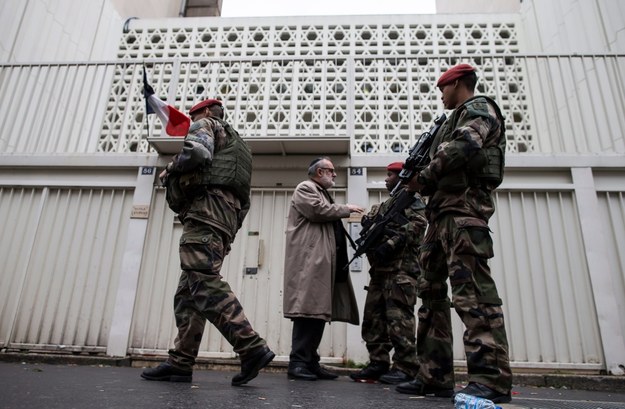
129, 187, 349, 363
487, 190, 603, 369
0, 186, 133, 353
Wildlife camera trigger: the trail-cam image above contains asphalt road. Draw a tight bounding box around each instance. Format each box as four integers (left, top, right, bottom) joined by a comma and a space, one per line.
2, 362, 625, 409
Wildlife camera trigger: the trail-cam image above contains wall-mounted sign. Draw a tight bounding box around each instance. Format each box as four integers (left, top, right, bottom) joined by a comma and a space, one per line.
131, 205, 150, 219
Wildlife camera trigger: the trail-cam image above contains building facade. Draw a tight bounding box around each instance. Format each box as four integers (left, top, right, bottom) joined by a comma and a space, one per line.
1, 0, 624, 375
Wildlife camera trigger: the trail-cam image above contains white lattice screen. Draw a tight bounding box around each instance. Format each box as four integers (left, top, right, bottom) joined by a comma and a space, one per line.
101, 17, 529, 154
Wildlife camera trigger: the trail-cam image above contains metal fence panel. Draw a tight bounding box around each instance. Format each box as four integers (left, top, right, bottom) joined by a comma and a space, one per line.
0, 187, 44, 347
489, 190, 603, 368
0, 63, 114, 153
597, 190, 625, 363
7, 187, 133, 352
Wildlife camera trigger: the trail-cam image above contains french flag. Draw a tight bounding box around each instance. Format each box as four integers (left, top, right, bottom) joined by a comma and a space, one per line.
143, 69, 190, 137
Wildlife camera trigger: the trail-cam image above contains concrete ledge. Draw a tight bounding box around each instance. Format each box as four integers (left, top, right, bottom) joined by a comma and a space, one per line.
511, 373, 625, 393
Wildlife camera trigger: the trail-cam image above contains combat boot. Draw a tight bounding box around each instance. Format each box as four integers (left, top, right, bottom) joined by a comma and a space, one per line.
140, 362, 192, 382
453, 382, 512, 403
395, 378, 454, 397
231, 345, 275, 386
378, 368, 412, 384
349, 361, 390, 382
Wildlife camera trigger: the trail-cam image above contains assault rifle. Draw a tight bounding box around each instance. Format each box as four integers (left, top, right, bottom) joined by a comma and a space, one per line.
389, 113, 447, 196
345, 113, 447, 269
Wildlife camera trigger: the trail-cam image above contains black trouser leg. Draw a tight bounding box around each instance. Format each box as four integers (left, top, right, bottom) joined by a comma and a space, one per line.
289, 317, 326, 370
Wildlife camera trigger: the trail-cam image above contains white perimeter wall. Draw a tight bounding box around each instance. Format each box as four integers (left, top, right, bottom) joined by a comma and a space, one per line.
520, 0, 625, 53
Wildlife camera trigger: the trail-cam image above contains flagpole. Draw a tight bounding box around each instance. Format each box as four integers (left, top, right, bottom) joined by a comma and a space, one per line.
143, 64, 190, 139
143, 63, 150, 140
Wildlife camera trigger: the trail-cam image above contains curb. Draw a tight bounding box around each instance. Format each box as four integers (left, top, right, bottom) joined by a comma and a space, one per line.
1, 352, 623, 393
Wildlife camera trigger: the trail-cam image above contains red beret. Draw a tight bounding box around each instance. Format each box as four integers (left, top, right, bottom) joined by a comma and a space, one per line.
436, 64, 476, 87
387, 162, 404, 173
189, 99, 223, 115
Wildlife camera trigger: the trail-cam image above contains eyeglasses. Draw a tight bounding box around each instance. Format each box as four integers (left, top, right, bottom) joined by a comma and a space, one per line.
320, 167, 336, 174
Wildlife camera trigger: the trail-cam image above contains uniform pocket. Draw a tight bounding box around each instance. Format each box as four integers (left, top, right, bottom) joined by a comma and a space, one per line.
179, 230, 225, 272
392, 276, 417, 307
452, 216, 494, 259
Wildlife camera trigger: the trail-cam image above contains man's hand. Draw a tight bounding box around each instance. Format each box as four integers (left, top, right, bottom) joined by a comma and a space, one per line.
347, 204, 365, 214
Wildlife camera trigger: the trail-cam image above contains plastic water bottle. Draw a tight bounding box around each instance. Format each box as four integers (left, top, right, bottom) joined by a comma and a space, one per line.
454, 393, 501, 409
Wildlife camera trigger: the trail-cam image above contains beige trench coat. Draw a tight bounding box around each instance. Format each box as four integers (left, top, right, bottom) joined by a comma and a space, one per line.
283, 180, 359, 325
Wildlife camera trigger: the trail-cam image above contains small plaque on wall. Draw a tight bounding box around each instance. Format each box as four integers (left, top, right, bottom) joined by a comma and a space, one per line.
131, 205, 150, 219
350, 167, 363, 176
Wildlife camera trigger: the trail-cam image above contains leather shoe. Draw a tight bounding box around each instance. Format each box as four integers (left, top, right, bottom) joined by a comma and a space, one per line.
311, 366, 339, 380
140, 362, 192, 382
454, 382, 512, 403
349, 361, 389, 382
396, 378, 454, 397
287, 366, 317, 381
232, 346, 275, 386
378, 368, 412, 385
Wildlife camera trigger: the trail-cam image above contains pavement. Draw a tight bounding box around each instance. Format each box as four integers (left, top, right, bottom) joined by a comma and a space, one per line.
2, 360, 625, 409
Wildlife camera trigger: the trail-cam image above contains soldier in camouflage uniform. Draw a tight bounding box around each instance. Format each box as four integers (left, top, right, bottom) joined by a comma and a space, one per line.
396, 64, 513, 403
350, 162, 427, 385
141, 99, 274, 386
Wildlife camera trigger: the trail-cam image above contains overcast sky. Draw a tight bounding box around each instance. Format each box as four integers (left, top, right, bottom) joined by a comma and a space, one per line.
221, 0, 436, 17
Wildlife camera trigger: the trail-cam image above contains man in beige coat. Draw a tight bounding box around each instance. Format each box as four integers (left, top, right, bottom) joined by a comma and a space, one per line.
283, 157, 364, 381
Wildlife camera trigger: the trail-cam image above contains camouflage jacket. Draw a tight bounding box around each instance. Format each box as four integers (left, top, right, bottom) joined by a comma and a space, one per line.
166, 116, 227, 175
418, 96, 505, 221
363, 190, 427, 276
164, 117, 246, 235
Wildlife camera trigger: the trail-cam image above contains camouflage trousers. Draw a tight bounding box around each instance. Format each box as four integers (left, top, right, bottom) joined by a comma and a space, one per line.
361, 272, 419, 377
416, 213, 512, 394
167, 218, 266, 371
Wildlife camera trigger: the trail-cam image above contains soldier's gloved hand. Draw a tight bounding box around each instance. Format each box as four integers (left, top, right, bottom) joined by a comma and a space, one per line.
374, 241, 394, 260
360, 215, 373, 230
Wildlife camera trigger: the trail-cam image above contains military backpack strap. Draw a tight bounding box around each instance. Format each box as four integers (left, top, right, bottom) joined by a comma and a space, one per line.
459, 96, 506, 189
